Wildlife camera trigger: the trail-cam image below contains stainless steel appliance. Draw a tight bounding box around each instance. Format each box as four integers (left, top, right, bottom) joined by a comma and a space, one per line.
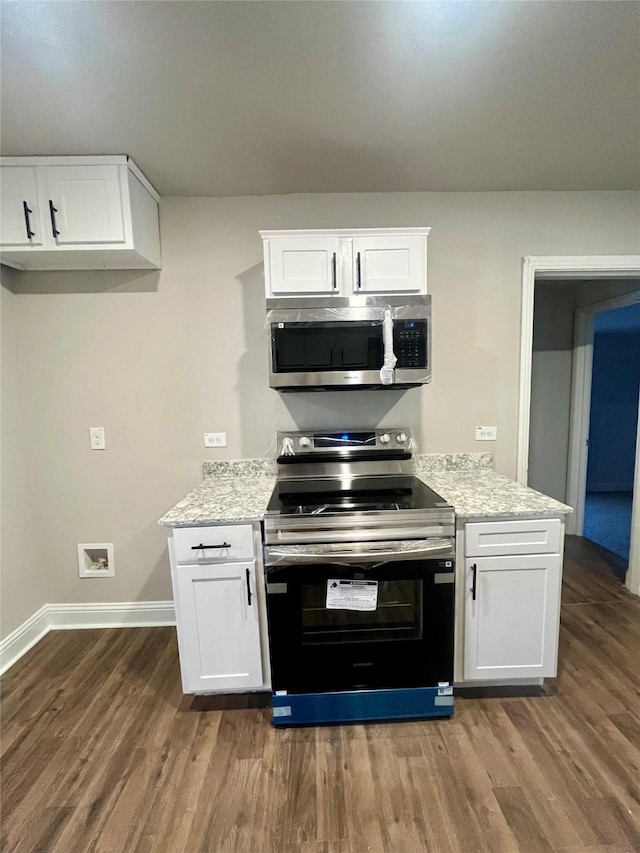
266, 295, 431, 391
263, 428, 455, 726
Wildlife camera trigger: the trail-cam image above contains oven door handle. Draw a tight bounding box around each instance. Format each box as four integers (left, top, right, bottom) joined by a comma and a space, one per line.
264, 539, 455, 567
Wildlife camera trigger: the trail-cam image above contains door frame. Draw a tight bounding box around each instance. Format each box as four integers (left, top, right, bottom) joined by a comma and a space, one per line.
517, 255, 640, 595
566, 291, 640, 537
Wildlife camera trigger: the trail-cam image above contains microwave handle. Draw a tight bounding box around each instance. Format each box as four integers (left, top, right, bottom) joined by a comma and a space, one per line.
331, 252, 337, 290
356, 251, 362, 289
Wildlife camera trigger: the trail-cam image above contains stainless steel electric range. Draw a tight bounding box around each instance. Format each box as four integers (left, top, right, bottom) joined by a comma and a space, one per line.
263, 428, 456, 726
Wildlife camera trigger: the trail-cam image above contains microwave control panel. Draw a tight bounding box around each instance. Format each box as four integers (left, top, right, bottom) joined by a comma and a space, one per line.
393, 321, 428, 368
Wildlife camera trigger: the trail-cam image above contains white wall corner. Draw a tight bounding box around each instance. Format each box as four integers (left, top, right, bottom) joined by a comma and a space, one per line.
0, 601, 176, 675
0, 605, 51, 676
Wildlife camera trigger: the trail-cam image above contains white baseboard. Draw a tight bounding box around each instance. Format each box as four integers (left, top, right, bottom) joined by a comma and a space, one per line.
0, 601, 175, 675
0, 605, 50, 677
48, 601, 176, 630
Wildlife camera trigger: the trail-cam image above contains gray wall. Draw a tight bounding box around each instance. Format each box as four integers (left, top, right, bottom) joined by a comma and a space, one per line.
1, 270, 47, 636
528, 284, 576, 502
2, 190, 640, 639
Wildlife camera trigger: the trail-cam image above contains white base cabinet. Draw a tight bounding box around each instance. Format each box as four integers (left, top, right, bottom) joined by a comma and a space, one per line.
462, 517, 564, 682
0, 155, 161, 270
464, 553, 561, 680
168, 523, 268, 694
174, 561, 263, 693
261, 228, 429, 298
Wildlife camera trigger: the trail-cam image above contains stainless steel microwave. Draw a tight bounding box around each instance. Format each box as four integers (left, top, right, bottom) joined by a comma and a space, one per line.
266, 295, 431, 391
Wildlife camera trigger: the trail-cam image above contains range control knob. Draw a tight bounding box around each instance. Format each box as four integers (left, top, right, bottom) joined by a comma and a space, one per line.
299, 436, 312, 448
396, 432, 408, 444
379, 433, 390, 444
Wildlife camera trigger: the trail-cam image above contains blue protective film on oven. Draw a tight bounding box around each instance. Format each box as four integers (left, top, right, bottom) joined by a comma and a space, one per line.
271, 686, 454, 727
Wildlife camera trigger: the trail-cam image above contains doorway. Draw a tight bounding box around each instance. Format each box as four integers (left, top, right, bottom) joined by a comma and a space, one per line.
581, 301, 640, 578
517, 256, 640, 597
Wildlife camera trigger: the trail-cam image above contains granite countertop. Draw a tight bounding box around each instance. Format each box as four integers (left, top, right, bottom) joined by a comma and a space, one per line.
158, 454, 572, 527
419, 470, 572, 519
158, 476, 275, 526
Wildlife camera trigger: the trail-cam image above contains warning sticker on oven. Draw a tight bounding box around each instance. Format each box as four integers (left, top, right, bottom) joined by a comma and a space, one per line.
326, 579, 378, 611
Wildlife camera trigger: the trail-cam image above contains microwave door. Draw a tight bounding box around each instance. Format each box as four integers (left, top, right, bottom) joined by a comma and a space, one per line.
334, 324, 383, 369
272, 321, 383, 372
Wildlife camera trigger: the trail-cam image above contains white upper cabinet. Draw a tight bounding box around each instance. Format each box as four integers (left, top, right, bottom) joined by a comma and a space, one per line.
266, 235, 340, 296
352, 234, 427, 294
261, 228, 430, 298
0, 167, 44, 247
41, 165, 127, 245
0, 155, 161, 270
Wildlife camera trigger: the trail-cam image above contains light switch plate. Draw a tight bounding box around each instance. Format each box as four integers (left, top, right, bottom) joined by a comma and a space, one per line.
475, 426, 497, 441
204, 432, 227, 447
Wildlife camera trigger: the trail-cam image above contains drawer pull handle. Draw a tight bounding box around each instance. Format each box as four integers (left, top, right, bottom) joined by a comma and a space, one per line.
49, 200, 60, 238
191, 542, 231, 550
245, 568, 253, 606
23, 201, 35, 238
470, 563, 478, 601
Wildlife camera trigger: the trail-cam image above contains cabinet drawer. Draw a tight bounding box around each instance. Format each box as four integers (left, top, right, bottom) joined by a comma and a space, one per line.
173, 524, 255, 563
465, 518, 561, 557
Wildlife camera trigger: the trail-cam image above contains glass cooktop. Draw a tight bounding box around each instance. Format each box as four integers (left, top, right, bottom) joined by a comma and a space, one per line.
266, 475, 451, 517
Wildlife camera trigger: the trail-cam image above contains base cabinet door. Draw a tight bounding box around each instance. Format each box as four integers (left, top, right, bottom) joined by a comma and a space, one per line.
464, 554, 561, 680
174, 561, 263, 693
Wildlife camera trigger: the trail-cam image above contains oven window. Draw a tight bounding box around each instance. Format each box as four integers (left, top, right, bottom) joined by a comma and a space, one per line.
300, 579, 423, 645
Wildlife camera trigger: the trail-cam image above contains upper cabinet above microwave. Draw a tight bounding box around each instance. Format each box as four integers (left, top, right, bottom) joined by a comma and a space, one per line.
0, 156, 161, 271
260, 228, 430, 298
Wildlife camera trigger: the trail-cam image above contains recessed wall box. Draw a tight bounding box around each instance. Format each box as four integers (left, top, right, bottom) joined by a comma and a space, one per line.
77, 543, 115, 577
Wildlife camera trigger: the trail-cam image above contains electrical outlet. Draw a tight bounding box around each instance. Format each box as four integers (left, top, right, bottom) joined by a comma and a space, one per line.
204, 432, 227, 448
475, 426, 497, 441
89, 427, 106, 450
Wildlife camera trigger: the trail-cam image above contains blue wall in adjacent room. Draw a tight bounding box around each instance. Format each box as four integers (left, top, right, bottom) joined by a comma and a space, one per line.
586, 302, 640, 492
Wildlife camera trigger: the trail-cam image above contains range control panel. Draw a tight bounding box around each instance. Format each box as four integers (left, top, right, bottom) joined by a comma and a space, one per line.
277, 428, 413, 453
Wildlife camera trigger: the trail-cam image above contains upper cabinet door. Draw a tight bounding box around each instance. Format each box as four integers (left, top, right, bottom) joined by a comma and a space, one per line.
352, 234, 427, 294
266, 236, 341, 296
0, 167, 44, 247
42, 165, 127, 245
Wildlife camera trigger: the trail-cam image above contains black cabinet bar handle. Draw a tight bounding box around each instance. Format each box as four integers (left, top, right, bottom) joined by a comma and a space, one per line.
470, 563, 478, 601
190, 542, 231, 550
49, 200, 60, 238
331, 252, 337, 289
23, 201, 35, 238
245, 568, 253, 606
356, 251, 362, 289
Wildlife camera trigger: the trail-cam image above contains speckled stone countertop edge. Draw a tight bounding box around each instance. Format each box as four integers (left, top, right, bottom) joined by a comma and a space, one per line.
159, 463, 572, 527
202, 452, 493, 480
420, 470, 573, 519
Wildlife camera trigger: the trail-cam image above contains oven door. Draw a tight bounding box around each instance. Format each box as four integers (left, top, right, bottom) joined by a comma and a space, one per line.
264, 540, 455, 695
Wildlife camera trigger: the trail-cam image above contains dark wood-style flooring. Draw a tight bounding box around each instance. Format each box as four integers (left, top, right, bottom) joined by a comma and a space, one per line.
2, 536, 639, 853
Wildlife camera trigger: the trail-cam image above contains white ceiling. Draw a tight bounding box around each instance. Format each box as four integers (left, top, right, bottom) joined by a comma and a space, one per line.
1, 1, 638, 197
